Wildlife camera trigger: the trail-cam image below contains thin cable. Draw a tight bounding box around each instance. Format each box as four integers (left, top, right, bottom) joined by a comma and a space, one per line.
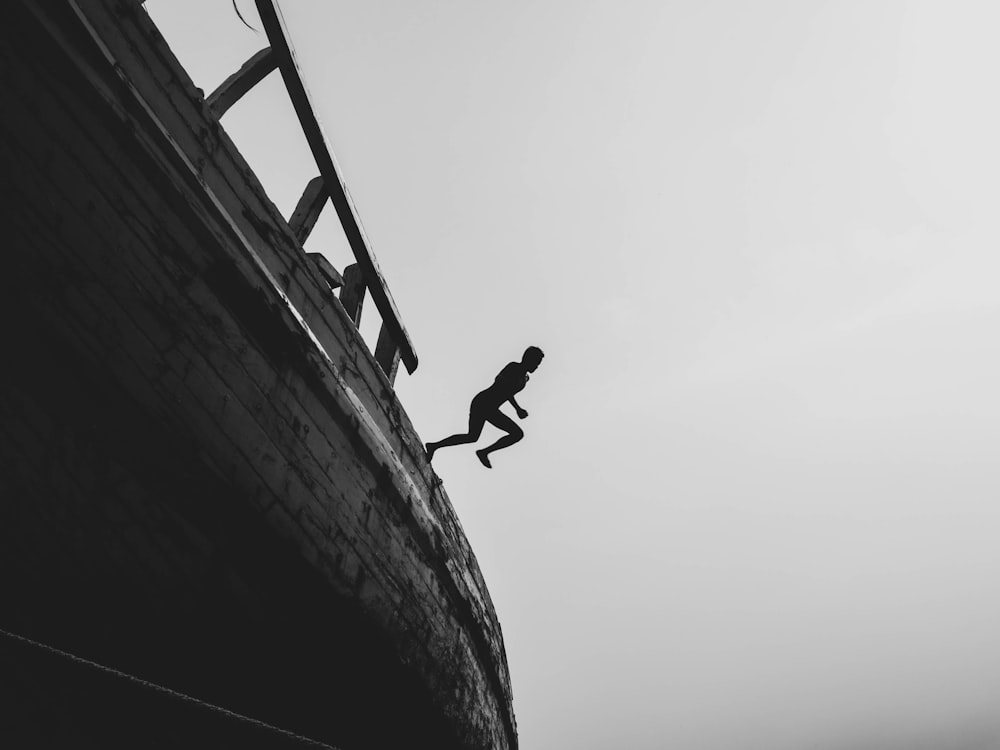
233, 0, 258, 31
0, 628, 338, 749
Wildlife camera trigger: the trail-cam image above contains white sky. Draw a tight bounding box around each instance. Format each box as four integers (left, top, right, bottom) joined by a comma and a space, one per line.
148, 2, 1000, 748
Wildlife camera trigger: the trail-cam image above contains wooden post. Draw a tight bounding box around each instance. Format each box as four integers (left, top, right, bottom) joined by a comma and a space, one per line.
287, 176, 327, 246
375, 323, 402, 384
338, 263, 365, 326
206, 48, 277, 118
307, 253, 343, 290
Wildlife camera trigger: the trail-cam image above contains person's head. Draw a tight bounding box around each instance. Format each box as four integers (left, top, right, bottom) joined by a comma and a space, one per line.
522, 345, 545, 371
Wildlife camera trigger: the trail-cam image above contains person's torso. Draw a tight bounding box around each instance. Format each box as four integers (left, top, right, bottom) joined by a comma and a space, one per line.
492, 362, 528, 397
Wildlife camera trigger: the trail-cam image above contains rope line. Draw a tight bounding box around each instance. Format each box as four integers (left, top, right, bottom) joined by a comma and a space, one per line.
0, 627, 339, 749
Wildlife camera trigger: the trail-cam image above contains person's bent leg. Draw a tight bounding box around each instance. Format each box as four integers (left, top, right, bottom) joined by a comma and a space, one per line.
426, 406, 487, 461
476, 411, 524, 468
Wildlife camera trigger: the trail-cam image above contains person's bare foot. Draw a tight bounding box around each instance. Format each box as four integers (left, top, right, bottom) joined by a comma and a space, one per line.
476, 449, 492, 468
425, 442, 437, 461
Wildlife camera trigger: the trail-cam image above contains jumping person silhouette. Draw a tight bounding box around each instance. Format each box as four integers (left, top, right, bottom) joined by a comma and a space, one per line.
426, 346, 544, 468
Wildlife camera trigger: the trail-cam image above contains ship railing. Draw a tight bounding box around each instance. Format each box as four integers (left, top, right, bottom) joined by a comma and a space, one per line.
204, 0, 417, 383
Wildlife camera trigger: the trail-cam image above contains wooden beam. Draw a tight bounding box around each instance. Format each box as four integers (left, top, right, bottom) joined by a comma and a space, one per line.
374, 323, 402, 384
287, 175, 327, 245
206, 47, 276, 118
338, 264, 365, 326
253, 0, 418, 375
307, 252, 343, 290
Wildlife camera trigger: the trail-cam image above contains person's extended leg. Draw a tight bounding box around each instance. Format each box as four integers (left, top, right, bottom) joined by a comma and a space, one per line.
475, 411, 524, 468
426, 406, 487, 461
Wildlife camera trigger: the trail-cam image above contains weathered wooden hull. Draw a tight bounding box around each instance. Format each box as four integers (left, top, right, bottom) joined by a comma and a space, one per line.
0, 3, 516, 749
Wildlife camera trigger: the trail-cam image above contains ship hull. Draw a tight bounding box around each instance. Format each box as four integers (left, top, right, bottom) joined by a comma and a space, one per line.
0, 3, 515, 749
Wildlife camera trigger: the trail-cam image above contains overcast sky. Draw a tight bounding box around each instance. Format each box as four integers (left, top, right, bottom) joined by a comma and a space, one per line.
148, 2, 1000, 748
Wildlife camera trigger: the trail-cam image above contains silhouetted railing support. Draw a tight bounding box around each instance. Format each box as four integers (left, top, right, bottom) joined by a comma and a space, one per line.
339, 263, 365, 327
308, 252, 343, 291
287, 175, 327, 245
374, 324, 402, 383
206, 47, 276, 118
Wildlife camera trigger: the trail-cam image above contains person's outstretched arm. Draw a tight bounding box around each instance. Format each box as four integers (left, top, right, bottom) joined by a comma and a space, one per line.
509, 396, 528, 419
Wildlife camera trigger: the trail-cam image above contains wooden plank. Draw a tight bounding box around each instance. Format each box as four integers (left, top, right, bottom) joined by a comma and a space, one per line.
205, 47, 276, 118
287, 175, 327, 245
374, 322, 401, 385
253, 0, 418, 375
338, 263, 365, 326
306, 252, 342, 290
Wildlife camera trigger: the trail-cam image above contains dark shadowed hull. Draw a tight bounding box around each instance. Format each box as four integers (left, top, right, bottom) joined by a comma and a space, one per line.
0, 3, 515, 749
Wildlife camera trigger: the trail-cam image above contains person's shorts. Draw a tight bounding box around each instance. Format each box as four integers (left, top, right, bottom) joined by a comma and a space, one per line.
470, 392, 501, 418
